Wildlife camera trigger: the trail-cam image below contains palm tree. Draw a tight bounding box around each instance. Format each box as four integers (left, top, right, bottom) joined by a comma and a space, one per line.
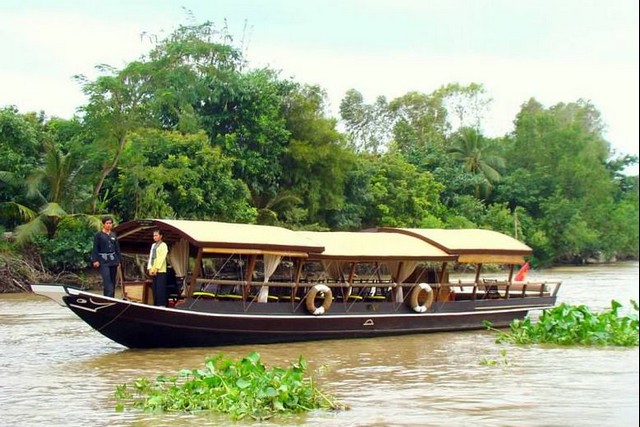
448, 127, 505, 199
253, 190, 303, 226
1, 142, 100, 244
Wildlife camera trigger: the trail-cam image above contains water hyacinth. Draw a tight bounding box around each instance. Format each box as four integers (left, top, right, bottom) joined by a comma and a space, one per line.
487, 300, 639, 346
114, 351, 348, 420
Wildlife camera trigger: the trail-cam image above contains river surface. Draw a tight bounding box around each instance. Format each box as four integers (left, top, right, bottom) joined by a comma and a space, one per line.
1, 262, 638, 427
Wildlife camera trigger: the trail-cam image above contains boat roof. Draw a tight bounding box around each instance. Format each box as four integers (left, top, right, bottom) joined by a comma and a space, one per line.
114, 219, 325, 256
296, 231, 456, 262
114, 220, 530, 264
378, 228, 531, 264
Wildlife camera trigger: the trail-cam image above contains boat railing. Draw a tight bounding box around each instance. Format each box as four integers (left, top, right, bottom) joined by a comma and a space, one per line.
193, 278, 396, 301
189, 277, 561, 302
195, 278, 397, 288
449, 279, 562, 299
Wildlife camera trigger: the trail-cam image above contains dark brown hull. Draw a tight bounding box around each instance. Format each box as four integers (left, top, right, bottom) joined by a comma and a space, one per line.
62, 289, 555, 349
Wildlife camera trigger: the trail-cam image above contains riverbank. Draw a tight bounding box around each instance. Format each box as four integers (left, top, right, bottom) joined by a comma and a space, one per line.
0, 251, 99, 293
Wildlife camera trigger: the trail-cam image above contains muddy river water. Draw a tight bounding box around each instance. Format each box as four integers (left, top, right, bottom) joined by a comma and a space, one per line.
1, 262, 638, 426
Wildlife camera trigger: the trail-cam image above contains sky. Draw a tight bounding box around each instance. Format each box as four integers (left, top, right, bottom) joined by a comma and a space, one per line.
1, 0, 638, 172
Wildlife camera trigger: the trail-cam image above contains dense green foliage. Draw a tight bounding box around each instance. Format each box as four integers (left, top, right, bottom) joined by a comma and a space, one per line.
0, 18, 638, 274
32, 217, 95, 271
114, 352, 347, 421
489, 300, 639, 346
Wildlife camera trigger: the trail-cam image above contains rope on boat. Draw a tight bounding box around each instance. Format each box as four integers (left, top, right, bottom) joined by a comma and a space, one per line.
96, 300, 132, 333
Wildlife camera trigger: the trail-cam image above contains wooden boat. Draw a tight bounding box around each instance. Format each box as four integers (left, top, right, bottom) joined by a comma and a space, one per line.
31, 219, 561, 349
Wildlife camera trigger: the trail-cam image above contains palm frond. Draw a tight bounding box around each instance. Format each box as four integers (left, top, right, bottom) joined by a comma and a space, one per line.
39, 202, 68, 218
0, 170, 22, 187
68, 213, 103, 230
0, 201, 37, 222
15, 217, 48, 246
479, 163, 502, 183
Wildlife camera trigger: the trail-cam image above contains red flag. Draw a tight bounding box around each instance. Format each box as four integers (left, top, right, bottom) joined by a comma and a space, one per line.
514, 261, 530, 281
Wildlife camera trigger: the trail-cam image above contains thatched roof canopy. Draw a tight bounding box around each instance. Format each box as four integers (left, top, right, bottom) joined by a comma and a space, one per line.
297, 231, 455, 262
378, 228, 531, 264
114, 219, 324, 257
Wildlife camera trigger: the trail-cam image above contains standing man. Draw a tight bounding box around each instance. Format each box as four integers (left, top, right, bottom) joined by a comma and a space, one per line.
91, 216, 121, 297
148, 228, 169, 306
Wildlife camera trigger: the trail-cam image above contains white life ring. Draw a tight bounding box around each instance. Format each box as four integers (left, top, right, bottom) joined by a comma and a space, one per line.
410, 283, 434, 313
306, 284, 333, 315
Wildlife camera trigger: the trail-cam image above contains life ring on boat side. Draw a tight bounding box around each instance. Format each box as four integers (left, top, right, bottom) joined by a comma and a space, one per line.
410, 283, 434, 313
306, 284, 333, 315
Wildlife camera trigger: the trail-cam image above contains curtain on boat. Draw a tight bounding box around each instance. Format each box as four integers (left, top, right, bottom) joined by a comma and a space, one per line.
258, 254, 282, 302
169, 238, 189, 278
386, 261, 418, 302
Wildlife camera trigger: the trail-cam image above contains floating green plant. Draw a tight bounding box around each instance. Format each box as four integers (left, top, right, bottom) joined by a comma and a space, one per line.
114, 351, 348, 421
485, 300, 639, 346
479, 348, 510, 367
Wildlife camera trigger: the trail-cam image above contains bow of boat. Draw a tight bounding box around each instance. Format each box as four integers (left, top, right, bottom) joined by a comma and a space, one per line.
31, 283, 83, 307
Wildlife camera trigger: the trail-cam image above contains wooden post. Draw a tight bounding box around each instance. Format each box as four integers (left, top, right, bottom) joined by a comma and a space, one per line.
291, 257, 303, 304
243, 254, 257, 300
187, 248, 203, 298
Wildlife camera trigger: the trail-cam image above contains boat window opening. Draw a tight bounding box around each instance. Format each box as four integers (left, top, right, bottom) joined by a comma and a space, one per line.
189, 253, 309, 303
119, 253, 148, 281
194, 253, 249, 299
345, 262, 390, 301
264, 257, 301, 301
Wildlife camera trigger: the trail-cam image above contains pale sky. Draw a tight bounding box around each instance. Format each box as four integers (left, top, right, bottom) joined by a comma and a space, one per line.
1, 0, 638, 172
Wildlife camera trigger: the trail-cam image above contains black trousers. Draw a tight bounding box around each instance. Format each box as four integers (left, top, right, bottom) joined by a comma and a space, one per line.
98, 264, 118, 297
152, 272, 168, 306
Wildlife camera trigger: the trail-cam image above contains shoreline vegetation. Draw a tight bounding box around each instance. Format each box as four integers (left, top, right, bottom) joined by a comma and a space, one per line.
0, 248, 97, 294
1, 19, 637, 293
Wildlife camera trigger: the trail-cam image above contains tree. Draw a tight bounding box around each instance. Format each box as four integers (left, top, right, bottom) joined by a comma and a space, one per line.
339, 89, 394, 154
337, 153, 446, 229
387, 91, 449, 166
432, 82, 491, 134
280, 83, 353, 227
112, 129, 256, 223
200, 69, 291, 206
76, 21, 246, 213
0, 107, 42, 178
11, 141, 97, 244
447, 127, 505, 199
0, 107, 44, 228
76, 62, 154, 213
495, 98, 637, 263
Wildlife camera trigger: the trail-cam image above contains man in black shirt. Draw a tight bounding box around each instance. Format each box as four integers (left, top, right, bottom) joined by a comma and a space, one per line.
91, 216, 121, 297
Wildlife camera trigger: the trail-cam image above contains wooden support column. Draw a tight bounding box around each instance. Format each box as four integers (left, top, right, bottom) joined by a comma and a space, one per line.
243, 254, 257, 301
291, 258, 304, 303
187, 248, 204, 297
472, 263, 483, 300
436, 261, 449, 301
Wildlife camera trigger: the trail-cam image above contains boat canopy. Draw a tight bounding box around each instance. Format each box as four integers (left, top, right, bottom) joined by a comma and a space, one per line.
114, 220, 530, 264
378, 228, 531, 264
114, 219, 325, 257
297, 231, 455, 262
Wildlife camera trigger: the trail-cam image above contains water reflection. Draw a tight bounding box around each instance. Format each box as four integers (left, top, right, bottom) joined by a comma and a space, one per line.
1, 262, 638, 426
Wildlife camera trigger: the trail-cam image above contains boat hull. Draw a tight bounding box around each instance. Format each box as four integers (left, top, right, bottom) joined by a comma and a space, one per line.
61, 288, 554, 349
